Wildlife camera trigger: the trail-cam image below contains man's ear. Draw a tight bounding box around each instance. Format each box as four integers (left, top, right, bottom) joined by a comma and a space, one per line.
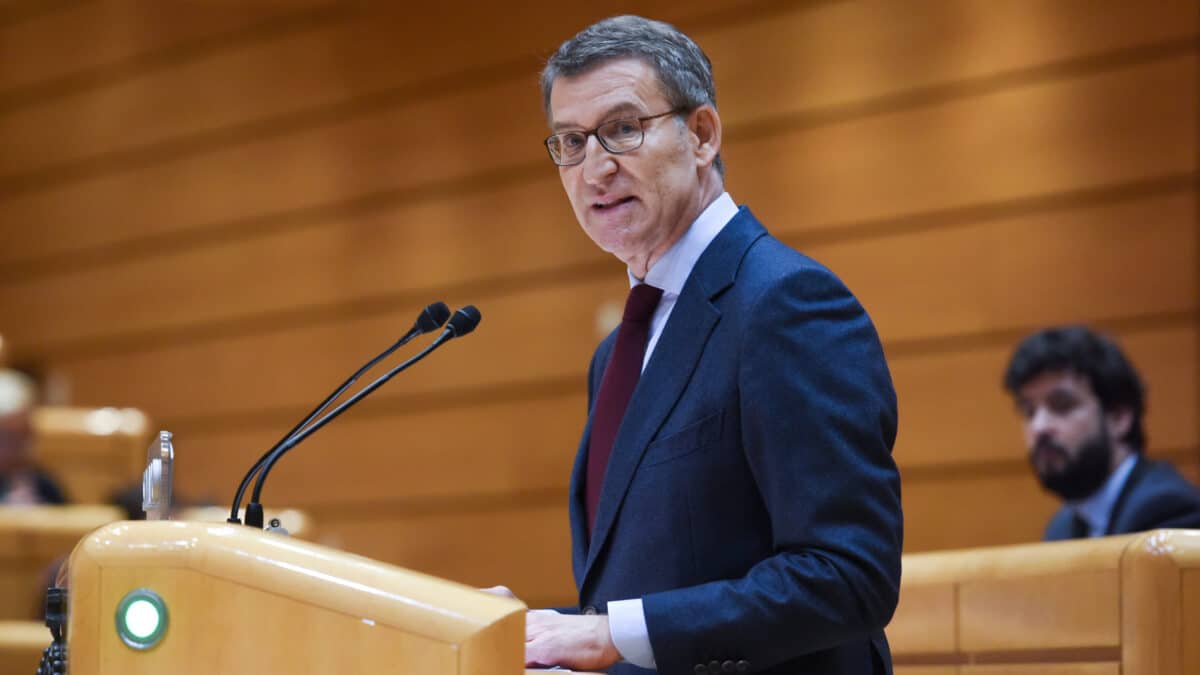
688, 105, 722, 169
1106, 407, 1134, 441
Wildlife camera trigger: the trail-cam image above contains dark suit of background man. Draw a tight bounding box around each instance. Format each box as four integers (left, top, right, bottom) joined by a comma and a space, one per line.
1003, 325, 1200, 541
485, 16, 903, 675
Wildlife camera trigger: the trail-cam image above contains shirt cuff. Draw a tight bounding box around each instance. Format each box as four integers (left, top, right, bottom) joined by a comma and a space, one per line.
607, 598, 656, 669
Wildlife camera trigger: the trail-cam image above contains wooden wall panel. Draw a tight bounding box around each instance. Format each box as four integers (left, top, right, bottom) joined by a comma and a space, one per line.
0, 0, 1196, 605
961, 666, 1117, 675
37, 213, 1196, 424
0, 175, 593, 352
714, 0, 1199, 122
959, 570, 1121, 650
728, 54, 1196, 236
0, 0, 337, 95
0, 0, 744, 179
0, 15, 1194, 269
56, 277, 624, 421
173, 393, 586, 509
799, 191, 1197, 343
902, 471, 1061, 550
322, 503, 575, 608
0, 173, 1193, 360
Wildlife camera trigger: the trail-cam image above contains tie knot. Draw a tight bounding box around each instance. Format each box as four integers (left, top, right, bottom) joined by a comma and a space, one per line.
624, 284, 663, 323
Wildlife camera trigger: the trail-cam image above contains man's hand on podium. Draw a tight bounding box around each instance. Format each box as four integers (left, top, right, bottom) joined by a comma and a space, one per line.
479, 587, 621, 671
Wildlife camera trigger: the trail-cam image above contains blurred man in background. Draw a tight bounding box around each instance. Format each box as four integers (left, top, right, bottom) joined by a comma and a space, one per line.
0, 369, 67, 505
1004, 325, 1200, 540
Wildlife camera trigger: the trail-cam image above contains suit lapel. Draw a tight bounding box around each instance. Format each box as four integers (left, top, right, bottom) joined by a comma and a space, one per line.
1105, 455, 1148, 535
581, 208, 766, 586
568, 416, 593, 586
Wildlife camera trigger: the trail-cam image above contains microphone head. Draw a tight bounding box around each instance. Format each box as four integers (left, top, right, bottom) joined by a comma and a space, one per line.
446, 305, 482, 338
414, 302, 451, 335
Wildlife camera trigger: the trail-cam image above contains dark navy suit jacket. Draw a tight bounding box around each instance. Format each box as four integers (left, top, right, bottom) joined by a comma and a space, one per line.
1044, 456, 1200, 540
566, 208, 903, 675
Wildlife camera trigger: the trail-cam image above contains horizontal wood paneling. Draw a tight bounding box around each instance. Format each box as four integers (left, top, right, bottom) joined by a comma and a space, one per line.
0, 0, 1195, 604
33, 209, 1195, 429
0, 0, 745, 180
713, 0, 1199, 124
790, 190, 1197, 342
0, 175, 594, 350
959, 570, 1121, 650
0, 171, 1193, 361
890, 584, 957, 654
58, 279, 624, 422
320, 502, 576, 609
728, 53, 1196, 236
901, 470, 1058, 551
961, 666, 1117, 675
1, 0, 1195, 183
0, 36, 1193, 271
174, 393, 586, 508
0, 0, 338, 96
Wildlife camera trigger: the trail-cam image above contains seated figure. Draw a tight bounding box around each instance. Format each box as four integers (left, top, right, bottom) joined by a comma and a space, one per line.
1004, 325, 1200, 539
0, 369, 67, 505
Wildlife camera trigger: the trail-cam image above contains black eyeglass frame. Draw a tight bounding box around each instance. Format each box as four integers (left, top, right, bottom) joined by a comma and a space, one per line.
543, 108, 684, 166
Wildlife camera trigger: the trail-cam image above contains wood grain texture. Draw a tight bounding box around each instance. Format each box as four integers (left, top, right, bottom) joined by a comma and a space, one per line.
960, 666, 1117, 675
959, 570, 1121, 651
0, 26, 1194, 269
0, 0, 1195, 614
0, 0, 337, 96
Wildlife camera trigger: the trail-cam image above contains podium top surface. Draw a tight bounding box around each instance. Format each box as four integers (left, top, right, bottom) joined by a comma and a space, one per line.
70, 519, 525, 642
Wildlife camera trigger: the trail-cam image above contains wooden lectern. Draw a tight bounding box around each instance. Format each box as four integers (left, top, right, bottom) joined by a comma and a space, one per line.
63, 520, 527, 675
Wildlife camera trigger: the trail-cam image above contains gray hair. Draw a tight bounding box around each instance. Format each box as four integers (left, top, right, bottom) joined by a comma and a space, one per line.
0, 369, 34, 416
541, 15, 724, 175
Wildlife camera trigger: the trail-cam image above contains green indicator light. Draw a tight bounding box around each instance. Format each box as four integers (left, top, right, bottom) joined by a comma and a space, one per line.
115, 588, 168, 650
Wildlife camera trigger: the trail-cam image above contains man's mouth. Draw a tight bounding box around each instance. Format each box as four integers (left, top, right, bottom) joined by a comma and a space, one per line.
593, 196, 637, 210
1032, 442, 1068, 473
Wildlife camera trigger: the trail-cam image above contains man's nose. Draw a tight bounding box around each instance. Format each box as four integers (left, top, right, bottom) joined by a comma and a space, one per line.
581, 135, 617, 185
1029, 406, 1056, 436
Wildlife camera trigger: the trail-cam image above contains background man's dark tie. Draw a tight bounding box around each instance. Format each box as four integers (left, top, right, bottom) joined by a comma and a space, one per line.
1070, 513, 1091, 538
586, 283, 663, 536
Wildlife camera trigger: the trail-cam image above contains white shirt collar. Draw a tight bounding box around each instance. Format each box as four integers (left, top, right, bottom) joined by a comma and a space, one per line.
1072, 454, 1138, 536
627, 192, 738, 293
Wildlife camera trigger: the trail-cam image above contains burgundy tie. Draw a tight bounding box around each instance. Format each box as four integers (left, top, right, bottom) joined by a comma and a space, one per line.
586, 283, 664, 535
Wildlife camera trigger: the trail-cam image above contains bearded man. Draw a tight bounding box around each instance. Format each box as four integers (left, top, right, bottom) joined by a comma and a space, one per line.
1004, 325, 1200, 539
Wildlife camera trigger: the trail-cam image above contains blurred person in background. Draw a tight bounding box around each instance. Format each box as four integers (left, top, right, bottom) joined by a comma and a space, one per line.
1004, 325, 1200, 540
0, 369, 67, 505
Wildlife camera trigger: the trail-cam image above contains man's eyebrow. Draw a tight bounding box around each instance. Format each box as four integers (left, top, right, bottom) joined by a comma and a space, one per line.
552, 102, 643, 132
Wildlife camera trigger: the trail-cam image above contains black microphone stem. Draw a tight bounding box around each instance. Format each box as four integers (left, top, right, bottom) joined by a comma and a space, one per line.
244, 329, 455, 527
228, 300, 450, 525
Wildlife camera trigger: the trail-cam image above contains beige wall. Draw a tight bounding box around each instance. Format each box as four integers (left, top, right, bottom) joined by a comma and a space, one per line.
0, 0, 1196, 606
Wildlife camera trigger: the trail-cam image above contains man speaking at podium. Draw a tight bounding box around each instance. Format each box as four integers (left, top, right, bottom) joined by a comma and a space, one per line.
493, 16, 903, 675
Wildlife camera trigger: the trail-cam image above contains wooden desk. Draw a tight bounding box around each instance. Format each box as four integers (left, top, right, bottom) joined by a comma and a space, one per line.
889, 529, 1200, 674
0, 620, 46, 674
0, 505, 123, 619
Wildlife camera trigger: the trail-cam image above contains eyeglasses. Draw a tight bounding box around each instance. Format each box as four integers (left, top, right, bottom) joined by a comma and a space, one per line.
544, 109, 682, 166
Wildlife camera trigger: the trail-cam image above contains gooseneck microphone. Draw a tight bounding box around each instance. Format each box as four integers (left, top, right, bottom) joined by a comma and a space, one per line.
227, 302, 452, 525
240, 305, 482, 528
